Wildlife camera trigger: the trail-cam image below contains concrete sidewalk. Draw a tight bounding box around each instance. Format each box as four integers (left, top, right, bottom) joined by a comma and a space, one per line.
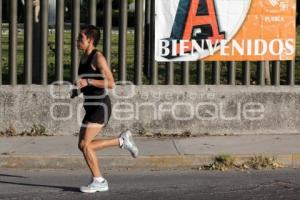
1, 134, 300, 169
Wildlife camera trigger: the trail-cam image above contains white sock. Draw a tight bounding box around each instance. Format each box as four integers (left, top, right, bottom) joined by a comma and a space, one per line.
94, 176, 105, 182
118, 137, 124, 148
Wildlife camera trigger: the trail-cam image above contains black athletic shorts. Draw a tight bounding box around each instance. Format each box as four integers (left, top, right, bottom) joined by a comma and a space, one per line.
82, 95, 112, 125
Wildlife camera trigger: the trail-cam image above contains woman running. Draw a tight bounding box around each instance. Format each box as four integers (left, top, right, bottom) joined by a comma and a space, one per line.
75, 25, 138, 193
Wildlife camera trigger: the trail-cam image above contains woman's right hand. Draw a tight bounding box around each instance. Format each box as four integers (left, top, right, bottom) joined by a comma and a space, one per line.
76, 79, 88, 89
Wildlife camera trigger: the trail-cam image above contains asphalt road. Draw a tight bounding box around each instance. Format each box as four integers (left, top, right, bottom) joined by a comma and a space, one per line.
0, 168, 299, 200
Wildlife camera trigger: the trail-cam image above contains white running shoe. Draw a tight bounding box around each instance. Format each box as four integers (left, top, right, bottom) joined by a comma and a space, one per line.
80, 179, 109, 193
119, 130, 139, 158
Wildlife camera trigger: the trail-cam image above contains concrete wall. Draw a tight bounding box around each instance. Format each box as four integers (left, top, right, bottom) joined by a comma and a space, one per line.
0, 85, 299, 136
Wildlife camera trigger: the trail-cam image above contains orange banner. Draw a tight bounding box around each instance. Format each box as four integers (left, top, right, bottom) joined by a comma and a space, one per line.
155, 0, 296, 61
206, 0, 296, 61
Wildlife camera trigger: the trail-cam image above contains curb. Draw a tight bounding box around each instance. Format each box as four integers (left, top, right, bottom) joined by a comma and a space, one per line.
1, 154, 300, 169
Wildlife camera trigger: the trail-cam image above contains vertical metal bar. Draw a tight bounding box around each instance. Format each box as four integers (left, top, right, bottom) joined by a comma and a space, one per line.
9, 0, 17, 86
88, 0, 96, 25
257, 61, 265, 86
151, 62, 158, 85
104, 0, 112, 66
265, 61, 271, 85
0, 0, 2, 85
32, 11, 41, 84
134, 0, 144, 85
212, 61, 220, 85
166, 62, 174, 85
182, 62, 189, 85
151, 62, 158, 84
196, 61, 205, 85
228, 61, 236, 85
145, 0, 157, 84
144, 0, 151, 80
242, 61, 250, 86
287, 60, 295, 86
40, 0, 48, 85
25, 0, 33, 85
150, 0, 157, 84
71, 0, 80, 83
55, 0, 64, 83
145, 0, 157, 85
272, 61, 280, 86
119, 0, 127, 83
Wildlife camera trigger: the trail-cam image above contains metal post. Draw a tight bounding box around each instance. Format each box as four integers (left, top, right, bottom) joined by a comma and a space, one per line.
40, 0, 48, 85
272, 61, 280, 86
119, 0, 127, 83
71, 0, 80, 83
150, 0, 157, 84
24, 0, 33, 85
196, 61, 205, 85
265, 61, 271, 85
55, 0, 64, 83
287, 60, 295, 86
104, 0, 112, 66
150, 62, 158, 85
166, 62, 174, 85
88, 0, 96, 25
0, 0, 2, 85
242, 61, 250, 86
212, 61, 220, 85
151, 62, 158, 85
144, 0, 151, 79
9, 0, 17, 86
145, 0, 157, 84
228, 61, 236, 85
182, 62, 189, 85
32, 5, 41, 84
257, 61, 265, 86
134, 0, 144, 85
150, 60, 158, 85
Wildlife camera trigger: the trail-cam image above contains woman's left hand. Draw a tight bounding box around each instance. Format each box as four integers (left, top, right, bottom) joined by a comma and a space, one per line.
76, 79, 88, 89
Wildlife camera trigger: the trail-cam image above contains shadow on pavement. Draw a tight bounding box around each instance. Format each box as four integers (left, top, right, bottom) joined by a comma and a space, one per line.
0, 180, 80, 193
0, 174, 27, 178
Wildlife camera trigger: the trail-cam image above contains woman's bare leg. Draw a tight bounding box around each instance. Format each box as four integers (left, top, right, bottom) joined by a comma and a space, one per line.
78, 123, 104, 177
78, 123, 120, 177
90, 138, 119, 150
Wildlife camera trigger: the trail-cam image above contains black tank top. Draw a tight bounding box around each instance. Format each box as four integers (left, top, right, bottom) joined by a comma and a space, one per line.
78, 49, 106, 99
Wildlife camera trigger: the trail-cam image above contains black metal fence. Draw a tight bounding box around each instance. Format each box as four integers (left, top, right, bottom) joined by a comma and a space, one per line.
0, 0, 298, 86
